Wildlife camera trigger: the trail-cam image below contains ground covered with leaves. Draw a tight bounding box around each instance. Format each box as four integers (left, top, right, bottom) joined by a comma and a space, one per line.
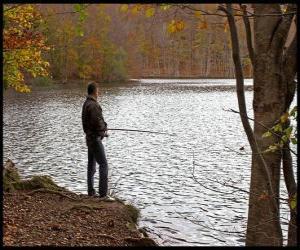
3, 160, 156, 247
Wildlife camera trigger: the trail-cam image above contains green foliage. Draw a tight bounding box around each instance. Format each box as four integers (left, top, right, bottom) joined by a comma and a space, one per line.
99, 41, 128, 82
262, 106, 297, 153
73, 4, 88, 37
290, 193, 297, 210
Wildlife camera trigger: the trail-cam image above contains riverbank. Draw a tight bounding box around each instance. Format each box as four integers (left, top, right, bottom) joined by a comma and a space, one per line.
3, 160, 157, 247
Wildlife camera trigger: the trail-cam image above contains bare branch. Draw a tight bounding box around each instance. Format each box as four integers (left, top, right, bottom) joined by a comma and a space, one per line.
191, 153, 235, 195
178, 4, 296, 18
240, 4, 255, 65
218, 5, 256, 152
224, 108, 297, 157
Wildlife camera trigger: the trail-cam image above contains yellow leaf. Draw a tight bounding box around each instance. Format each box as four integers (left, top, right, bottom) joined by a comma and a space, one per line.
282, 5, 288, 13
131, 5, 141, 15
167, 21, 176, 33
120, 4, 128, 12
194, 10, 202, 18
280, 112, 289, 123
146, 7, 155, 17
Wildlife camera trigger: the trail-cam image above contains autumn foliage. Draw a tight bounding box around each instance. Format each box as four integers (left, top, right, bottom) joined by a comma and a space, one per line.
3, 4, 50, 92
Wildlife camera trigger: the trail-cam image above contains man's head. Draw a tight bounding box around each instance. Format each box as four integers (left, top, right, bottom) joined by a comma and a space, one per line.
87, 82, 99, 98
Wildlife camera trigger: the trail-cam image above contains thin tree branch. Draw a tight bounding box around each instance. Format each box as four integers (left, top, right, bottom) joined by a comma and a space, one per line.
218, 5, 256, 151
240, 4, 255, 65
178, 4, 296, 18
224, 108, 297, 157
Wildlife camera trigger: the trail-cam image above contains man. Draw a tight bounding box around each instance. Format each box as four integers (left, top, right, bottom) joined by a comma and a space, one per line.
82, 82, 114, 201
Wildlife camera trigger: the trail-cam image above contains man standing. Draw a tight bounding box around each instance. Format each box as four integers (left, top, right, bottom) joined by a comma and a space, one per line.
82, 82, 114, 200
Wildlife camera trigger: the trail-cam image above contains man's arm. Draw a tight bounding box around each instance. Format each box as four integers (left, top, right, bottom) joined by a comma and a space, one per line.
91, 103, 107, 136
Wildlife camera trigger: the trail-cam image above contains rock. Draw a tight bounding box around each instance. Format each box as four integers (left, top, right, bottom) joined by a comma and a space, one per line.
3, 159, 21, 192
3, 159, 66, 192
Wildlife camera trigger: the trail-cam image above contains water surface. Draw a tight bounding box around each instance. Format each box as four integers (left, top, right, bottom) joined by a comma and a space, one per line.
3, 79, 296, 246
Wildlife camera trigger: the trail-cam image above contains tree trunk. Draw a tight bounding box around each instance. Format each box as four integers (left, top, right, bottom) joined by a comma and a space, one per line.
245, 4, 296, 246
221, 3, 297, 246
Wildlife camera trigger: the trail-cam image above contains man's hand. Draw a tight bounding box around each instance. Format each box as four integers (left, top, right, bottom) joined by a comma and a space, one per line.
104, 131, 109, 137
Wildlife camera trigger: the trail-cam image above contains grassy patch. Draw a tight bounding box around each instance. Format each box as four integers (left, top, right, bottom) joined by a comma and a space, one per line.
124, 203, 140, 224
14, 176, 66, 191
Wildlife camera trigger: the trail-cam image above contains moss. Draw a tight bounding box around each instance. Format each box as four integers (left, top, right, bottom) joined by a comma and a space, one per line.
14, 176, 66, 191
4, 167, 21, 182
3, 161, 21, 192
3, 179, 16, 192
125, 203, 140, 224
3, 161, 66, 192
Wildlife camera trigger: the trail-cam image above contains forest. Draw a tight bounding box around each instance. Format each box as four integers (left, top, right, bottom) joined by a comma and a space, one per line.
3, 3, 297, 247
4, 4, 254, 90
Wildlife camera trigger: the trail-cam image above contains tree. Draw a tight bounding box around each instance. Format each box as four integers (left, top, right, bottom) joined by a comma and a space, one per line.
219, 3, 297, 246
3, 4, 50, 92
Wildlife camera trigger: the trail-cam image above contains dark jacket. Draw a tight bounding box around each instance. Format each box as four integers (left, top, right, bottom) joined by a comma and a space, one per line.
82, 95, 107, 143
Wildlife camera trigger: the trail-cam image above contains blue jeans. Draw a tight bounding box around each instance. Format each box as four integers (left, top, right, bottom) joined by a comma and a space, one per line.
87, 137, 108, 197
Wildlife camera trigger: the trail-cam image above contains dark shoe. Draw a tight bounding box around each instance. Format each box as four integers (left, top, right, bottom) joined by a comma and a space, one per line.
88, 189, 96, 196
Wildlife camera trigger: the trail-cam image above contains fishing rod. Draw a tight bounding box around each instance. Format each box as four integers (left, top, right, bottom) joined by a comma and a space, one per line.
107, 128, 176, 136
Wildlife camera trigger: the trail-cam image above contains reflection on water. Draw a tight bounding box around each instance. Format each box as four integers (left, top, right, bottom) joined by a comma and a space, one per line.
3, 79, 296, 246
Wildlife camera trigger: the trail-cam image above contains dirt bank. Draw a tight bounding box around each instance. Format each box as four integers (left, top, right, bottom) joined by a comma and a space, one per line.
3, 159, 157, 246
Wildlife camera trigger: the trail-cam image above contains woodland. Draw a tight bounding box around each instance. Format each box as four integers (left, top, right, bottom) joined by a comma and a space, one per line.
3, 3, 298, 247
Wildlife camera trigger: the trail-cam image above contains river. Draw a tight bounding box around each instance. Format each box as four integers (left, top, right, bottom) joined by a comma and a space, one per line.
3, 79, 296, 246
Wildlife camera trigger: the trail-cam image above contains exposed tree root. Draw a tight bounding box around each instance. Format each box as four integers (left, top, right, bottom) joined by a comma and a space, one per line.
64, 204, 104, 214
27, 188, 80, 201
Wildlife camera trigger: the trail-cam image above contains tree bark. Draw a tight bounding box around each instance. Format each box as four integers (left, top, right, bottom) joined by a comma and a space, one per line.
281, 17, 297, 246
246, 4, 297, 246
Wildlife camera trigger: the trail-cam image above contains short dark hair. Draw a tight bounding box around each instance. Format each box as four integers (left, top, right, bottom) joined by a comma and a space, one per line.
87, 82, 98, 95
